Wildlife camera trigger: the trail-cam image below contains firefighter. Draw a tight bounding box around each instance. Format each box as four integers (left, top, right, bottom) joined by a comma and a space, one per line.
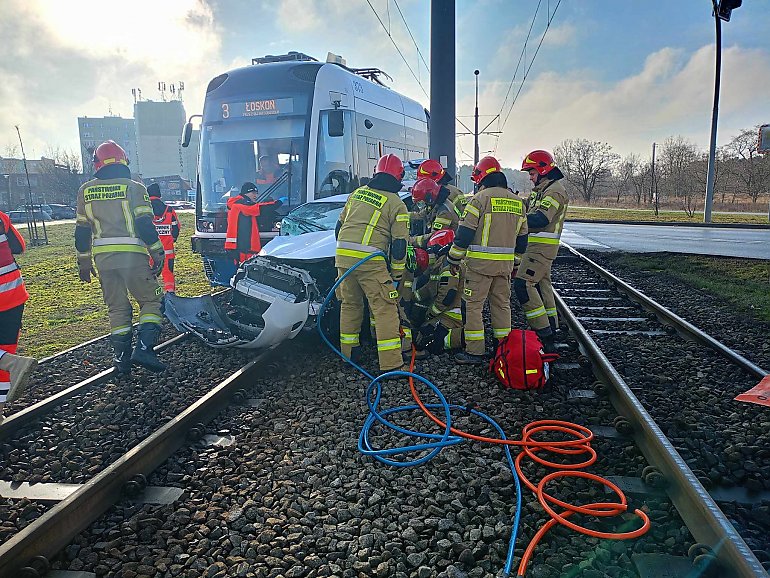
447, 156, 529, 365
514, 150, 569, 353
409, 178, 461, 249
0, 210, 37, 422
75, 141, 167, 374
224, 182, 279, 264
398, 245, 430, 362
147, 183, 180, 293
335, 154, 410, 372
417, 159, 467, 214
413, 229, 463, 354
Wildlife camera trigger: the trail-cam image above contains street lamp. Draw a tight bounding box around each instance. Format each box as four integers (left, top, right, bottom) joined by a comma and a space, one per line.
474, 70, 480, 167
704, 0, 742, 223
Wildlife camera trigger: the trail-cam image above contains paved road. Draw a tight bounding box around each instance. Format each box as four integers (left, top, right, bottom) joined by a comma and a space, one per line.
562, 222, 770, 259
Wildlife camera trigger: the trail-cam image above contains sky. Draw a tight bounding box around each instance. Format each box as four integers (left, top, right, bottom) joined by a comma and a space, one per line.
1, 0, 769, 169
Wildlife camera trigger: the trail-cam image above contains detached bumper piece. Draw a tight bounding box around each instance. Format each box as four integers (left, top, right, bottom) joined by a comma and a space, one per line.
164, 257, 319, 350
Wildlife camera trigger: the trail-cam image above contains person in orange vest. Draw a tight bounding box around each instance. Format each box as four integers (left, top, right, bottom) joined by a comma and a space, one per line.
147, 183, 180, 293
224, 182, 280, 264
256, 155, 281, 188
0, 210, 37, 422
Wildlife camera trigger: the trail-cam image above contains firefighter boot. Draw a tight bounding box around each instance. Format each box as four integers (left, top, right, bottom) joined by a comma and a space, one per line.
131, 324, 167, 373
549, 317, 560, 341
536, 327, 557, 354
110, 333, 133, 375
454, 351, 485, 365
0, 352, 37, 403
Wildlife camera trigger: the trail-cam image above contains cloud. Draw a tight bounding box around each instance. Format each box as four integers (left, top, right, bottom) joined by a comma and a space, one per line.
463, 43, 770, 168
0, 0, 225, 156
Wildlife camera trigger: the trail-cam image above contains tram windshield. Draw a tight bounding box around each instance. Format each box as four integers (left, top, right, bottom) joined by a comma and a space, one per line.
199, 116, 308, 215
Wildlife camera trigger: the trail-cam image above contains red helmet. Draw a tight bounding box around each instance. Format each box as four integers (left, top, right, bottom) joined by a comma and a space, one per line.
375, 154, 405, 181
411, 178, 440, 204
417, 159, 446, 182
93, 140, 129, 172
427, 228, 455, 250
471, 156, 502, 185
414, 248, 429, 273
521, 150, 556, 176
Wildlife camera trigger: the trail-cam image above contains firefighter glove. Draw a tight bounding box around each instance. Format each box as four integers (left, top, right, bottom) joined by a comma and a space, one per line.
149, 245, 166, 277
78, 257, 97, 283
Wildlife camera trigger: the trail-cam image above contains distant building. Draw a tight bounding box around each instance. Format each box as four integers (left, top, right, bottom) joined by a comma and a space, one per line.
77, 116, 137, 176
0, 157, 86, 210
134, 100, 186, 179
181, 128, 200, 186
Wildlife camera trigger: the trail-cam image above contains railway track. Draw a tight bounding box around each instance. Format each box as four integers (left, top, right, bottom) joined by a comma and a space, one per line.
0, 257, 767, 577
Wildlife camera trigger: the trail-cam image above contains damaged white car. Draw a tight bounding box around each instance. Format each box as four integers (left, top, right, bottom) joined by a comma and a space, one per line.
164, 192, 413, 349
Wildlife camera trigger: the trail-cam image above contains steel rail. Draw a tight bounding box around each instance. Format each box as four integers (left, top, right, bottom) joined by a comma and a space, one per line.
0, 349, 273, 575
0, 333, 189, 441
37, 289, 229, 365
560, 242, 768, 379
555, 289, 768, 577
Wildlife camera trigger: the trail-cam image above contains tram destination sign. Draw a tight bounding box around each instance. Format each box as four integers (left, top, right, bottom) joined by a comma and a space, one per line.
221, 98, 294, 120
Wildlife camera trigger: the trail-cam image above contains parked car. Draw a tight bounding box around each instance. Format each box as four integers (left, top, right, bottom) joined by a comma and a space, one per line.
8, 209, 52, 224
47, 204, 76, 219
166, 200, 195, 210
16, 203, 53, 215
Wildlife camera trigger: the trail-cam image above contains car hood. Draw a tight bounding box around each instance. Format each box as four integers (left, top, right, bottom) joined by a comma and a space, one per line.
261, 230, 335, 260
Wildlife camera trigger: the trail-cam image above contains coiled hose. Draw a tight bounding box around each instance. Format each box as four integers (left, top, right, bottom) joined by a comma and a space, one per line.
317, 252, 649, 576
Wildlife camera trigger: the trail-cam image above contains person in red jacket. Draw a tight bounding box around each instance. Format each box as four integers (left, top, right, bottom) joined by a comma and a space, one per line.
147, 183, 180, 292
224, 182, 279, 264
0, 211, 37, 422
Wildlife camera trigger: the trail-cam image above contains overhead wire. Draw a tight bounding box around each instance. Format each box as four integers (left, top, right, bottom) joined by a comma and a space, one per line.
495, 0, 563, 154
364, 0, 430, 98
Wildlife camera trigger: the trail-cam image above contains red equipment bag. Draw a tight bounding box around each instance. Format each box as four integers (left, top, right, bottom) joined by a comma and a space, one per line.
489, 329, 559, 390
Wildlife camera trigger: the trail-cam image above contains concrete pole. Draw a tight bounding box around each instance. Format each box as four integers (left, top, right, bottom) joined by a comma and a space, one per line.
429, 0, 455, 175
704, 10, 722, 223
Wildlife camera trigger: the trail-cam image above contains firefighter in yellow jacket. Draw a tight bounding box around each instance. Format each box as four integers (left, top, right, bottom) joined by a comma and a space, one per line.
335, 154, 410, 372
514, 150, 569, 353
447, 156, 529, 364
412, 230, 463, 354
75, 141, 167, 374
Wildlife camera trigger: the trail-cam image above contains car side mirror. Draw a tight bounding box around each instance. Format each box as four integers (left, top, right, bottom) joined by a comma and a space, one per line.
328, 110, 344, 137
181, 122, 193, 148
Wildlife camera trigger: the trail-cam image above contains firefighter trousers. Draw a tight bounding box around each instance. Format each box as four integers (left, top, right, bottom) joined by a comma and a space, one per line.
514, 252, 555, 331
99, 263, 163, 336
336, 264, 403, 371
462, 268, 512, 356
437, 314, 463, 350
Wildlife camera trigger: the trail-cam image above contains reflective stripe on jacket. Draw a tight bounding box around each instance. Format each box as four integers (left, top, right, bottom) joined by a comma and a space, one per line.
152, 206, 179, 257
0, 212, 29, 312
526, 177, 569, 260
448, 186, 528, 276
335, 186, 409, 275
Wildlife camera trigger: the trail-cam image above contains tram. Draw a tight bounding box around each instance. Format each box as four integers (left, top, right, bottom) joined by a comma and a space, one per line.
183, 51, 430, 286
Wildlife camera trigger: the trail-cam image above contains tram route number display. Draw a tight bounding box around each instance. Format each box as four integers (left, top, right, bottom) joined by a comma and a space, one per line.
221, 98, 294, 119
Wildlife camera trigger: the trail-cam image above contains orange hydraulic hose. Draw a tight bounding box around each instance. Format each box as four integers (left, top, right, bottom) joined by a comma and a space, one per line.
406, 349, 650, 577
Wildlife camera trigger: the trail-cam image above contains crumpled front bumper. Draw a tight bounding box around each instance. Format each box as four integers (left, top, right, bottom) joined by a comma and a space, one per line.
164, 257, 319, 350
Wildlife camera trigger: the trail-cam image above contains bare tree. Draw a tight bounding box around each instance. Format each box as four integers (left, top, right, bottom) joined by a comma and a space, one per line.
724, 126, 770, 204
2, 144, 19, 158
659, 136, 701, 217
612, 154, 638, 204
41, 146, 85, 205
553, 139, 619, 203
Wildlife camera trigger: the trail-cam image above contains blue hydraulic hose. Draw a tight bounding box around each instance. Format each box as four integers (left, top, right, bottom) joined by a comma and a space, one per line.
317, 252, 523, 576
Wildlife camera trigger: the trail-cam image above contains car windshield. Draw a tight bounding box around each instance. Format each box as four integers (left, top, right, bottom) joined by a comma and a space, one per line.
280, 201, 345, 236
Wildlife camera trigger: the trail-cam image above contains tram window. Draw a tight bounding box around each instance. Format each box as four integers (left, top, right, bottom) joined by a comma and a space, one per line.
316, 110, 355, 199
